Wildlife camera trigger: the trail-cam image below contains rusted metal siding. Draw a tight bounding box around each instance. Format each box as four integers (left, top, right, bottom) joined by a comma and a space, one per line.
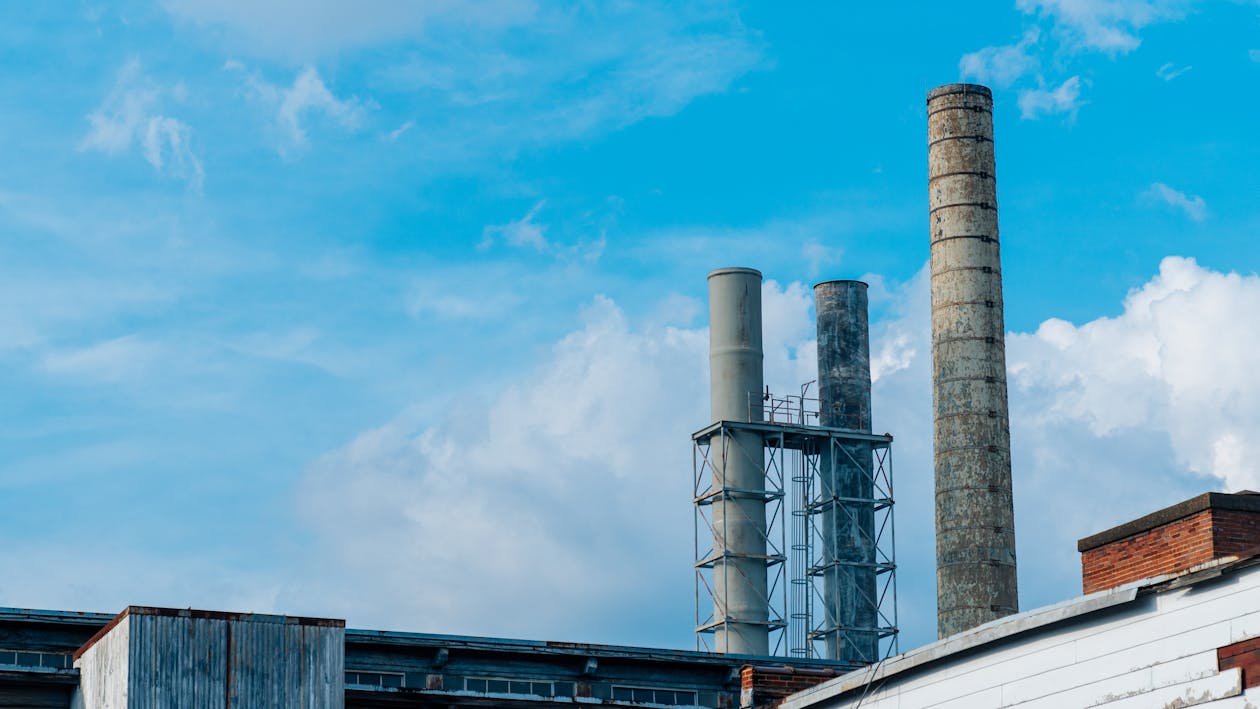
813, 280, 878, 663
926, 82, 1018, 639
74, 608, 343, 708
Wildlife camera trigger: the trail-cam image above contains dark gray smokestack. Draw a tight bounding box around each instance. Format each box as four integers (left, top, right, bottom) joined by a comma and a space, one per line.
926, 83, 1018, 638
814, 280, 877, 663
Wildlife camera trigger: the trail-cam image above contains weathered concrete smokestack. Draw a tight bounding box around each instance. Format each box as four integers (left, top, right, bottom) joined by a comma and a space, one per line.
814, 280, 878, 663
926, 83, 1018, 638
707, 267, 769, 655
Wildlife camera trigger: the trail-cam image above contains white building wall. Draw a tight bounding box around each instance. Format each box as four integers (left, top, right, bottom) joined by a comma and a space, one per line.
73, 615, 129, 709
784, 564, 1260, 708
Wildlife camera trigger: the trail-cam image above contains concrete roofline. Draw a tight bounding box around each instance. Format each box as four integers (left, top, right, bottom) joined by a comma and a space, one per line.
346, 627, 846, 667
1077, 491, 1260, 552
0, 607, 114, 625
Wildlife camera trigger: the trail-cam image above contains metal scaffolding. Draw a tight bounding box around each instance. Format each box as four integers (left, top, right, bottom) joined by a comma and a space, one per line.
693, 392, 898, 666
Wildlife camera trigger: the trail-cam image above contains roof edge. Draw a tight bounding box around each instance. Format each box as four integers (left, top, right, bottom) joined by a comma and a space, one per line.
1078, 492, 1260, 552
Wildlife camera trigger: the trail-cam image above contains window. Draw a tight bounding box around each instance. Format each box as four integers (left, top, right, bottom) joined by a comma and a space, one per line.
464, 677, 575, 697
345, 670, 405, 689
0, 651, 71, 670
611, 685, 699, 706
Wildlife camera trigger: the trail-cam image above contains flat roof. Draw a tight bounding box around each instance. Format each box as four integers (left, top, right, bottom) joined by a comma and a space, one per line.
346, 627, 843, 668
1077, 491, 1260, 552
74, 605, 344, 661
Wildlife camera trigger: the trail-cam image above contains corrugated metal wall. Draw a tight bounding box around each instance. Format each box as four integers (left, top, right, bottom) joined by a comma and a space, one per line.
76, 609, 343, 708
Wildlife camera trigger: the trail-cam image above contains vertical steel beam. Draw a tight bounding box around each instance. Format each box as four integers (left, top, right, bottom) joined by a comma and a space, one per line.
707, 267, 769, 656
927, 83, 1018, 638
814, 280, 877, 663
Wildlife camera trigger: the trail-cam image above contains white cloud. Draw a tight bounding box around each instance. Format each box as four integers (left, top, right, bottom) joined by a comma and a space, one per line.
384, 120, 414, 141
229, 64, 363, 152
216, 4, 761, 158
40, 336, 162, 383
482, 201, 548, 251
802, 241, 842, 278
960, 28, 1042, 87
194, 5, 762, 164
278, 67, 362, 146
476, 201, 609, 264
1015, 0, 1187, 54
80, 60, 203, 190
1249, 49, 1260, 63
294, 280, 829, 641
1145, 182, 1207, 221
1009, 257, 1260, 491
289, 256, 1260, 646
1156, 61, 1192, 80
1018, 76, 1085, 119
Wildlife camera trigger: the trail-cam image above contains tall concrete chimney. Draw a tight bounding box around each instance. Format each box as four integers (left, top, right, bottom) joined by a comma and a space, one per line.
814, 280, 878, 663
707, 267, 769, 655
926, 83, 1018, 638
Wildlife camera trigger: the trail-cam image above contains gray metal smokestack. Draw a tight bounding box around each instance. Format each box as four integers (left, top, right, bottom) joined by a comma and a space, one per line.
707, 267, 769, 655
814, 280, 878, 663
927, 83, 1018, 638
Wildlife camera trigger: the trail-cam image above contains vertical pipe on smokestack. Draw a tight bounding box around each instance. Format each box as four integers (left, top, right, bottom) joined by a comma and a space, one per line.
707, 267, 769, 656
814, 281, 878, 663
927, 83, 1018, 638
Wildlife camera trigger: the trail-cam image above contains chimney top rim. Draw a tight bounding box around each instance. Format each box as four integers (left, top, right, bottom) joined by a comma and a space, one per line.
707, 267, 762, 280
813, 279, 868, 290
927, 83, 993, 102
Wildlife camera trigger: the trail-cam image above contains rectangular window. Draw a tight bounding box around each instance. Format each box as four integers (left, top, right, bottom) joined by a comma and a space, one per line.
345, 670, 405, 689
0, 651, 70, 670
465, 677, 576, 697
611, 685, 701, 706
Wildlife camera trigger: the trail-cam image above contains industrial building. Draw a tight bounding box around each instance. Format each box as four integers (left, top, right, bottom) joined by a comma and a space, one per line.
2, 81, 1256, 707
779, 491, 1260, 708
0, 605, 842, 707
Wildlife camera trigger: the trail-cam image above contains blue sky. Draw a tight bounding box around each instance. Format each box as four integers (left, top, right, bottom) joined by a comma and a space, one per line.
3, 1, 1260, 654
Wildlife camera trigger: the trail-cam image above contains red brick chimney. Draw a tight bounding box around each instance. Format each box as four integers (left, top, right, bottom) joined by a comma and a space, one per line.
740, 665, 842, 709
1078, 491, 1260, 594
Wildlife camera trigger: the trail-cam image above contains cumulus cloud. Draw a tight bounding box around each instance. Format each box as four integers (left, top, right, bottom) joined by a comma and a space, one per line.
80, 60, 204, 191
960, 28, 1042, 87
1018, 76, 1085, 119
1016, 0, 1186, 54
1144, 182, 1207, 221
305, 254, 1260, 647
1010, 257, 1260, 492
293, 280, 826, 642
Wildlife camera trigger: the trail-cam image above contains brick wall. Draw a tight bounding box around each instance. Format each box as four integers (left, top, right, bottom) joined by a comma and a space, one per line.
1081, 506, 1260, 594
740, 665, 841, 709
1218, 636, 1260, 689
1214, 509, 1260, 556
